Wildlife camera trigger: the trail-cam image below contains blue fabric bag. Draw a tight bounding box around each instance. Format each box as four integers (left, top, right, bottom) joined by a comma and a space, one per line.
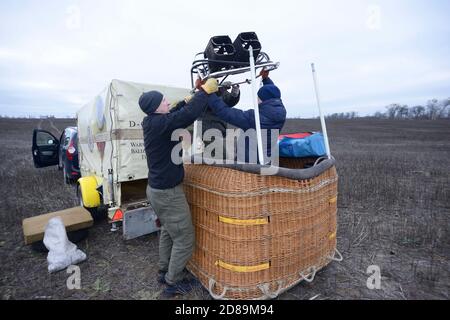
278, 132, 326, 158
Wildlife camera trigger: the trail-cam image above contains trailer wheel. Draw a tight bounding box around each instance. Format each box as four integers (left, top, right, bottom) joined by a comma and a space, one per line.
31, 229, 89, 253
76, 184, 107, 222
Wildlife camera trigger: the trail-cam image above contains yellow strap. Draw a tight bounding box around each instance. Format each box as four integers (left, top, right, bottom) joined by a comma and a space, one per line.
329, 196, 337, 204
215, 260, 270, 273
218, 216, 268, 226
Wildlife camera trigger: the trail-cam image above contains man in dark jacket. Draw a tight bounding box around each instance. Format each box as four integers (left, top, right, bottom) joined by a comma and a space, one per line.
199, 82, 240, 159
139, 79, 218, 297
206, 70, 286, 164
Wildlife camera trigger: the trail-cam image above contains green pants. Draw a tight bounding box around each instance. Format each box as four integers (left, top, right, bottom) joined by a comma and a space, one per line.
146, 183, 195, 285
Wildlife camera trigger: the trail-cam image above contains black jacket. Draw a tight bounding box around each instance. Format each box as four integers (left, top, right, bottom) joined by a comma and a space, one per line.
142, 91, 208, 189
200, 88, 240, 135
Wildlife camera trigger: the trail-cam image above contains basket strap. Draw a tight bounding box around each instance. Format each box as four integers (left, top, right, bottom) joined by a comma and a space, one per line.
215, 260, 270, 273
208, 278, 228, 300
299, 266, 317, 283
257, 280, 284, 299
327, 248, 343, 262
218, 216, 268, 226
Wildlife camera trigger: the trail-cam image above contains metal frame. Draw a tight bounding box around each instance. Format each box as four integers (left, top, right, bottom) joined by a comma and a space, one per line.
249, 46, 265, 164
190, 53, 280, 87
311, 63, 331, 159
190, 51, 280, 155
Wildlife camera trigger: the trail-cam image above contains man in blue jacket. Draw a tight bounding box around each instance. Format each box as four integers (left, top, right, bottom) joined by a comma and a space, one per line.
206, 70, 286, 164
139, 79, 218, 298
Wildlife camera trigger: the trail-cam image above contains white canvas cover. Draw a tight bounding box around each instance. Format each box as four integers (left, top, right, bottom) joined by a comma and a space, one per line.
77, 79, 190, 204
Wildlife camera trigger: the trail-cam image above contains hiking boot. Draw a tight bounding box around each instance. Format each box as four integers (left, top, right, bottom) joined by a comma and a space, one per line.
160, 278, 200, 299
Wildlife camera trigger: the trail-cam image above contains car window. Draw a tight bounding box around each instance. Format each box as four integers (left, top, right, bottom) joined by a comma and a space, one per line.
36, 131, 56, 147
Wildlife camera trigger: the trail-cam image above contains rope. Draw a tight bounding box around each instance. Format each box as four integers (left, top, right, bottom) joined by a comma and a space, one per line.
299, 266, 316, 283
257, 280, 284, 299
327, 248, 343, 262
208, 278, 228, 300
313, 156, 328, 166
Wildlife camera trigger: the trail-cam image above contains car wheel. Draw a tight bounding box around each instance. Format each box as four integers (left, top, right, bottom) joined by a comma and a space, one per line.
31, 229, 89, 253
76, 184, 107, 222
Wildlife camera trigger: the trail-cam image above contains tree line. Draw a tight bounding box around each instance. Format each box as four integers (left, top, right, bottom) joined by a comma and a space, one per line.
379, 98, 449, 120
325, 98, 450, 120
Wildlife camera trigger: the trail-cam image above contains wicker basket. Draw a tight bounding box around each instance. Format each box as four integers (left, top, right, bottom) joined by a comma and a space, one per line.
183, 157, 339, 300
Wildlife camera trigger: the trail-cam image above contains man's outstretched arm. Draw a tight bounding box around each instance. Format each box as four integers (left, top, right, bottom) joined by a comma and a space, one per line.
207, 94, 254, 131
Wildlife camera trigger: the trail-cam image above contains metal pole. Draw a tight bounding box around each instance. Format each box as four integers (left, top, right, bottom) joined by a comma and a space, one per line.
311, 63, 331, 158
192, 70, 203, 155
249, 46, 265, 164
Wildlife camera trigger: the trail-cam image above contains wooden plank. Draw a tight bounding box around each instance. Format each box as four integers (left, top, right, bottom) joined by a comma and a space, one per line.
22, 207, 94, 245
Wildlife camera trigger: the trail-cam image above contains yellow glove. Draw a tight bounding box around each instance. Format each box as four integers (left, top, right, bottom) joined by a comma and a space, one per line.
201, 78, 218, 94
169, 101, 180, 109
184, 94, 194, 104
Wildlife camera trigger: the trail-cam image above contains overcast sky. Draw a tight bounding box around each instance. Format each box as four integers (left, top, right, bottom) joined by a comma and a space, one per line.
0, 0, 449, 118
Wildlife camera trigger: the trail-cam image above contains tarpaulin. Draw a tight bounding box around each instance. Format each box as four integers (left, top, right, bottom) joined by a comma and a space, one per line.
278, 132, 326, 158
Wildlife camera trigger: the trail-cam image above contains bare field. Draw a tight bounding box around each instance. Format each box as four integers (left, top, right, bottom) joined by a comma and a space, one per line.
0, 117, 449, 300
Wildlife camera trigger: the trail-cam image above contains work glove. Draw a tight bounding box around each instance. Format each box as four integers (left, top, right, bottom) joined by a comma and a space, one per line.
201, 78, 219, 94
184, 94, 194, 104
231, 84, 240, 97
260, 69, 270, 79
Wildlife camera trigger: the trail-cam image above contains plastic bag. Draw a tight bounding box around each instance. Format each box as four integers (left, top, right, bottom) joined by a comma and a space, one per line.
43, 217, 87, 273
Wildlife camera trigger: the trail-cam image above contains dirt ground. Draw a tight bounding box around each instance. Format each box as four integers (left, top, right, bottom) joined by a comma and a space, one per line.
0, 117, 449, 300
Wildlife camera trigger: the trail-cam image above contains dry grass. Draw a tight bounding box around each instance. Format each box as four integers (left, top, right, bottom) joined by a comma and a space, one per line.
0, 117, 449, 300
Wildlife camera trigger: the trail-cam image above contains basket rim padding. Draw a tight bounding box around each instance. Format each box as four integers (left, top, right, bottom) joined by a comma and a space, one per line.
188, 156, 336, 181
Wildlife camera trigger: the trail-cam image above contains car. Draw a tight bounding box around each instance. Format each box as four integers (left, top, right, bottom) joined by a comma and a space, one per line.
32, 127, 80, 184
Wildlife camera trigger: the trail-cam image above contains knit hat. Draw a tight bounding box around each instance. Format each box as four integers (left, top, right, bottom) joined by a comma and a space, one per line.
139, 91, 163, 114
257, 84, 281, 102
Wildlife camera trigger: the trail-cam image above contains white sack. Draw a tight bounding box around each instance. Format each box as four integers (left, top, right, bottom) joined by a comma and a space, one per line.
43, 217, 87, 273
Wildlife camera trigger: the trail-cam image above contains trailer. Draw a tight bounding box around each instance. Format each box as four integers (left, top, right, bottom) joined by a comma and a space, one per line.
76, 79, 190, 239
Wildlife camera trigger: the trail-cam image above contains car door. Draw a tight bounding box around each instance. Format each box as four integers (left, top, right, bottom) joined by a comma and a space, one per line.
32, 129, 60, 168
58, 130, 66, 167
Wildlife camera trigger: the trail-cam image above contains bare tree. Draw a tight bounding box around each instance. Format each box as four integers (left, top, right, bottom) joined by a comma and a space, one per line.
438, 98, 450, 118
398, 105, 409, 119
386, 104, 401, 119
410, 105, 426, 119
426, 99, 440, 120
374, 111, 386, 119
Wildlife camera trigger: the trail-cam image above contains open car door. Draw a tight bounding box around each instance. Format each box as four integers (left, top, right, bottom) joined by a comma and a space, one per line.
32, 129, 60, 168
